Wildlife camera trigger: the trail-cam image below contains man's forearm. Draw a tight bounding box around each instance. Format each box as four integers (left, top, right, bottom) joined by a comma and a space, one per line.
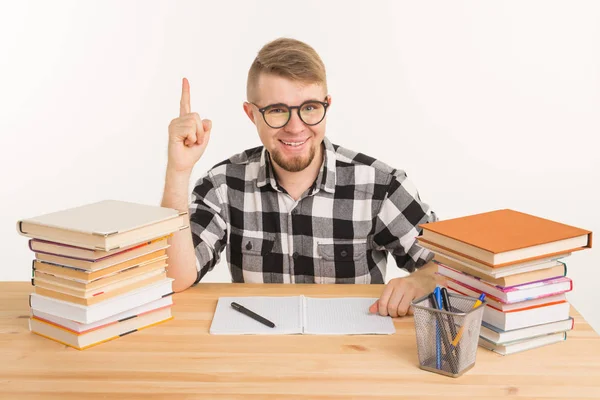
161, 168, 198, 292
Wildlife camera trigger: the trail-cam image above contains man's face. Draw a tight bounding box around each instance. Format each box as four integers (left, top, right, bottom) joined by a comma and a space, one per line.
245, 74, 330, 173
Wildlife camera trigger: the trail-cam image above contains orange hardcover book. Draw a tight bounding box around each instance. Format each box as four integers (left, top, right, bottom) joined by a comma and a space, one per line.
418, 209, 592, 267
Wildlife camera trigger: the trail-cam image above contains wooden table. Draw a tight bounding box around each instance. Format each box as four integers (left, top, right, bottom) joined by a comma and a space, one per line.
1, 282, 599, 399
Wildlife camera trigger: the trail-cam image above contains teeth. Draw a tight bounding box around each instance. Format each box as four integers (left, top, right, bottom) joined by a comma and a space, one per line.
281, 139, 307, 147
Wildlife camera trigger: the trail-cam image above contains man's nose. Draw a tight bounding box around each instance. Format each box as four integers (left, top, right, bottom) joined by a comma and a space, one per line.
284, 109, 305, 132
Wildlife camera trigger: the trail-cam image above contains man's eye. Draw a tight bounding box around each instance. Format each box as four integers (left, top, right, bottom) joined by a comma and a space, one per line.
268, 108, 286, 114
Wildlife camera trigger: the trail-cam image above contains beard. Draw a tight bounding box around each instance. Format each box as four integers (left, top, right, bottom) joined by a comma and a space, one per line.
270, 144, 317, 173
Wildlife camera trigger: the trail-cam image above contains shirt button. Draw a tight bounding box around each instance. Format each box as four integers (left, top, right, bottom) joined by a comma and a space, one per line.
292, 209, 298, 215
292, 252, 299, 260
340, 250, 348, 257
246, 241, 253, 250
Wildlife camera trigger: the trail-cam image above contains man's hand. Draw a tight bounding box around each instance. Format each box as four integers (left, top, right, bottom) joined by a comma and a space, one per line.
369, 263, 439, 317
167, 77, 212, 174
161, 78, 213, 292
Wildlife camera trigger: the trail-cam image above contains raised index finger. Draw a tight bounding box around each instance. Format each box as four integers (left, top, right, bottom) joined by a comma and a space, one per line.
180, 77, 191, 117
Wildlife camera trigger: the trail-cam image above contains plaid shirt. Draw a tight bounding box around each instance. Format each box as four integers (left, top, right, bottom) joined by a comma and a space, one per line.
189, 137, 437, 284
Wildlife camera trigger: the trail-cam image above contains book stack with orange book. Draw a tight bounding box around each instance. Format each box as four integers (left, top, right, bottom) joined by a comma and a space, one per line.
417, 209, 592, 355
16, 200, 188, 350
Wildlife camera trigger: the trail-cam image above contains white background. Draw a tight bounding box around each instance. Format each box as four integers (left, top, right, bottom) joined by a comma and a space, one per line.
1, 0, 598, 333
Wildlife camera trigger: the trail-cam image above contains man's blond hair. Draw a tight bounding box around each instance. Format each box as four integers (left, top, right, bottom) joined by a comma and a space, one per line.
246, 38, 327, 103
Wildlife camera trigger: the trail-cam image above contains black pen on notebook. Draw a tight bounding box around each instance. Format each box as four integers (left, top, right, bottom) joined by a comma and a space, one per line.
231, 302, 276, 328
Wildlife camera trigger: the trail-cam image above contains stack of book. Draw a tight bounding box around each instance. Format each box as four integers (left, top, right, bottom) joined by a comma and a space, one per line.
16, 199, 188, 350
417, 209, 592, 355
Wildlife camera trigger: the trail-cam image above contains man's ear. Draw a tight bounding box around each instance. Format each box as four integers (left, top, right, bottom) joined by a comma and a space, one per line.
326, 95, 332, 108
243, 102, 256, 125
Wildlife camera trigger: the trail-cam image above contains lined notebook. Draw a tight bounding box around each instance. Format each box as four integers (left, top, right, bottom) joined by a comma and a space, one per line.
209, 296, 396, 335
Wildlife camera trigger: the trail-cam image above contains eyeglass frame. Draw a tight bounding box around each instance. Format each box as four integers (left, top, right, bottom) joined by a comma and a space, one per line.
248, 96, 330, 129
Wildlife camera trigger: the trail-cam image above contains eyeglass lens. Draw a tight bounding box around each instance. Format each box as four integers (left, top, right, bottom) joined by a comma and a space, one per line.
263, 101, 326, 128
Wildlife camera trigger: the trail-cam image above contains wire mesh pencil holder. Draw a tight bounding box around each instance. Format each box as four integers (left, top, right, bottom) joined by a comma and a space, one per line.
411, 292, 486, 378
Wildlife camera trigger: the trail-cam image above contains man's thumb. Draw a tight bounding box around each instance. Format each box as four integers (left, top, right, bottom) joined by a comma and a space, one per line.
202, 119, 212, 133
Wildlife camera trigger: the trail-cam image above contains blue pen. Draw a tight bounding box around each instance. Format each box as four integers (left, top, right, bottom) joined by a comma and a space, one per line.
434, 287, 442, 370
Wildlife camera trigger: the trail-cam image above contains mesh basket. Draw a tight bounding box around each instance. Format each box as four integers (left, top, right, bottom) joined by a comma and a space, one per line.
411, 292, 486, 378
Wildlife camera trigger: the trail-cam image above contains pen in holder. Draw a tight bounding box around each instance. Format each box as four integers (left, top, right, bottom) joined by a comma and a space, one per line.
411, 290, 486, 378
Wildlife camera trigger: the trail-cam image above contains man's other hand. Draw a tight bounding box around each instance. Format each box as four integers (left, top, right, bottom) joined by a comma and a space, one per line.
369, 263, 438, 317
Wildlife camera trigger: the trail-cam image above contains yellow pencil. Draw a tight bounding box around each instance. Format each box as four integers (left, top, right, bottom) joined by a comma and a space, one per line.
451, 293, 486, 347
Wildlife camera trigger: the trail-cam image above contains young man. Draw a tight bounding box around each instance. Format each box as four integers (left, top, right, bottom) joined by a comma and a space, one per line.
161, 38, 438, 317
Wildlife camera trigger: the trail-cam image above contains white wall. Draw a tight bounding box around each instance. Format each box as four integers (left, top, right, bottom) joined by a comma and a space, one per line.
1, 0, 599, 333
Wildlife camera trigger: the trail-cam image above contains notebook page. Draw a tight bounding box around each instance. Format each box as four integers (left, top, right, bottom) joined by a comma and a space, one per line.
209, 296, 303, 335
303, 297, 396, 335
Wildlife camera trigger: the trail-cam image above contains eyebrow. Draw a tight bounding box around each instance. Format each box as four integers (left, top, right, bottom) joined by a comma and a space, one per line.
262, 98, 324, 106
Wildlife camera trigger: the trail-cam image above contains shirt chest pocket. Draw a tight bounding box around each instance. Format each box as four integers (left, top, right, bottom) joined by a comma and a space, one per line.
317, 240, 370, 284
229, 231, 277, 283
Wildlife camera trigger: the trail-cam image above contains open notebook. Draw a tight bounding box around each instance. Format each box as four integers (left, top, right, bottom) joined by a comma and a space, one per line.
209, 296, 396, 335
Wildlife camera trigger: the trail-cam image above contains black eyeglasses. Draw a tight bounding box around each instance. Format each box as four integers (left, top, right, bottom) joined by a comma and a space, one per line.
249, 97, 330, 129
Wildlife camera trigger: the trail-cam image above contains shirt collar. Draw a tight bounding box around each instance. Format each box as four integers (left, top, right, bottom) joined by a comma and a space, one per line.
256, 137, 337, 194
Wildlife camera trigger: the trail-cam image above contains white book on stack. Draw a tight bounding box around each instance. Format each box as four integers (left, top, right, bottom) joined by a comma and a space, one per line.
17, 199, 188, 251
478, 332, 567, 355
30, 306, 173, 350
31, 295, 173, 333
483, 302, 571, 331
29, 278, 174, 324
480, 318, 574, 345
446, 285, 571, 331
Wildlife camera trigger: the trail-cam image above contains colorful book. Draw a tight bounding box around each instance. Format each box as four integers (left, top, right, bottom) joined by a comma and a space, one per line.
17, 199, 188, 251
478, 332, 567, 355
442, 273, 572, 304
447, 286, 570, 330
445, 281, 567, 312
418, 209, 592, 267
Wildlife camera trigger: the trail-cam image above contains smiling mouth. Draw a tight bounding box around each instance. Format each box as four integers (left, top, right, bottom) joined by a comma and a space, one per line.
279, 138, 308, 147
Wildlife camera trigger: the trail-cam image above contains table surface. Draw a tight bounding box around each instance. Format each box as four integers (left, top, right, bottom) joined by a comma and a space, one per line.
1, 282, 600, 400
